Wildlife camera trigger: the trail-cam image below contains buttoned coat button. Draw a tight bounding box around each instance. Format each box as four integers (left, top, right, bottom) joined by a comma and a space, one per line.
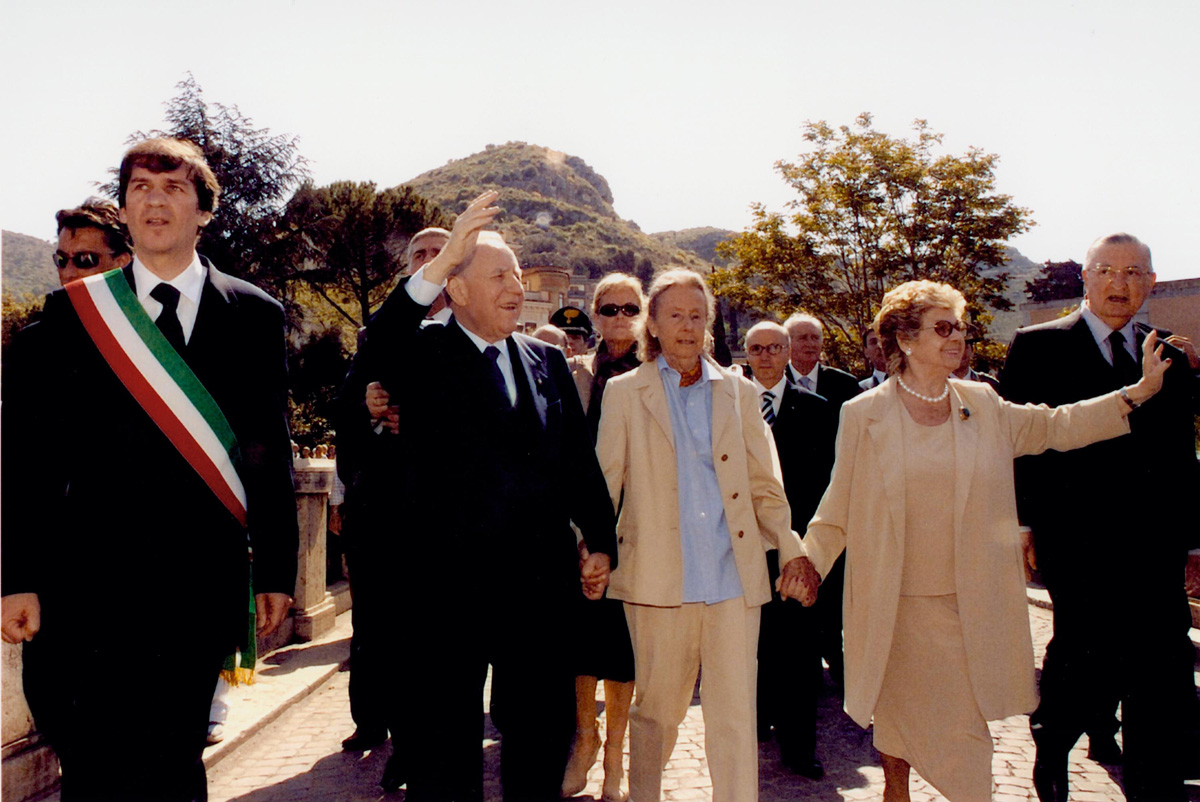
737, 530, 744, 538
720, 454, 728, 461
731, 492, 739, 499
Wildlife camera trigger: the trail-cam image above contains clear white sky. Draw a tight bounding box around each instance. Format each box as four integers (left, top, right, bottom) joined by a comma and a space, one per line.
3, 0, 1198, 280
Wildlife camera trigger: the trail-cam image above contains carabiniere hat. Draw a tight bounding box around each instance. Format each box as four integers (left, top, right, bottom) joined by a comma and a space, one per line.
549, 306, 593, 337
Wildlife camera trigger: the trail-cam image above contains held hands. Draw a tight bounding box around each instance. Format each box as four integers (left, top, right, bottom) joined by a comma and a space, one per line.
1, 593, 41, 644
1126, 330, 1172, 406
1186, 553, 1200, 599
578, 545, 612, 601
366, 381, 400, 434
255, 592, 292, 638
423, 190, 502, 286
777, 557, 820, 607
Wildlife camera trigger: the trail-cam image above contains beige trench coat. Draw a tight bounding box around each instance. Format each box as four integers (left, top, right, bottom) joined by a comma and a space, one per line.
596, 360, 805, 608
803, 379, 1130, 727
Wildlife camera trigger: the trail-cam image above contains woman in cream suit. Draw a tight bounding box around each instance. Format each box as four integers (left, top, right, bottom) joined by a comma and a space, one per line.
595, 269, 817, 802
801, 281, 1169, 801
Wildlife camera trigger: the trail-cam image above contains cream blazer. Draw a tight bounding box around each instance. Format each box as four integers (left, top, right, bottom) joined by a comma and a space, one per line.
596, 360, 805, 608
803, 379, 1131, 727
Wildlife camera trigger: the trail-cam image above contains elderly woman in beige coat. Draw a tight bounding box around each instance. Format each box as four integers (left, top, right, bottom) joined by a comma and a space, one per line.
596, 269, 816, 802
800, 281, 1169, 801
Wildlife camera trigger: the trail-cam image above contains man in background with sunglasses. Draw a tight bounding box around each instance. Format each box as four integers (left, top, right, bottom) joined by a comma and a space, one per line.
1000, 233, 1200, 802
53, 198, 132, 285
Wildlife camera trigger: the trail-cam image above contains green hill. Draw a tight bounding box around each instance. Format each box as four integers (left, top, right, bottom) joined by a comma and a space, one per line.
403, 142, 713, 280
2, 231, 58, 298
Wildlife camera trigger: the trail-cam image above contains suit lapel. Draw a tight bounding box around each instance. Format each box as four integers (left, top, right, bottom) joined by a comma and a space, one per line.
709, 365, 733, 450
635, 364, 675, 452
510, 335, 549, 426
948, 382, 977, 547
865, 382, 906, 549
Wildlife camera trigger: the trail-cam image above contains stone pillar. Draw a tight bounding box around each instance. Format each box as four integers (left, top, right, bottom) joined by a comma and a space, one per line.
291, 458, 337, 642
2, 644, 59, 802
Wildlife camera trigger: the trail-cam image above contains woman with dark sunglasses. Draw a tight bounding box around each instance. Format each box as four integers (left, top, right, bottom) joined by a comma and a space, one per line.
562, 272, 646, 802
798, 280, 1169, 801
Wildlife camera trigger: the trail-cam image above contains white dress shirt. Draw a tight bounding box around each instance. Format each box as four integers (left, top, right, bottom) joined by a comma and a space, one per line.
132, 254, 206, 344
751, 375, 787, 419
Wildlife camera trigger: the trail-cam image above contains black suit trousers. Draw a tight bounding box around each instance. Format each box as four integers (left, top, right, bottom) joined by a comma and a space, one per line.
24, 629, 224, 802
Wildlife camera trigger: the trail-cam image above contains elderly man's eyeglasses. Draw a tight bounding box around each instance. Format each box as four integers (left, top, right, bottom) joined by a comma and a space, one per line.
920, 320, 967, 338
598, 303, 641, 318
53, 251, 107, 270
1092, 265, 1150, 280
747, 343, 786, 356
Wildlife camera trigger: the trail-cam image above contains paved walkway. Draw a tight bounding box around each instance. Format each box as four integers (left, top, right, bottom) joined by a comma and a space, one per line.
33, 598, 1200, 801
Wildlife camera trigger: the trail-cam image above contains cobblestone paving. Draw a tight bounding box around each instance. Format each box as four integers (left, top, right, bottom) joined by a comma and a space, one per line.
202, 602, 1199, 801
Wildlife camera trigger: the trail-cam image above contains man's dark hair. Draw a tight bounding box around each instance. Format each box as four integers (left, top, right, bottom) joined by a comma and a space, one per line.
117, 138, 221, 213
55, 197, 132, 257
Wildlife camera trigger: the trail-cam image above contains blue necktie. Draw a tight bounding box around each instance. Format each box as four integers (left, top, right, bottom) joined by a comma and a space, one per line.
761, 391, 776, 426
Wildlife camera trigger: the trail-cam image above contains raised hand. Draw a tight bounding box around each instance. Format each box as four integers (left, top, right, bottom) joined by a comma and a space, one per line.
423, 190, 502, 285
1125, 330, 1172, 407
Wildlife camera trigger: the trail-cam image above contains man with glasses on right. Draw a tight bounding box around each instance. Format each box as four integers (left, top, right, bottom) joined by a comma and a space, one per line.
999, 233, 1200, 802
53, 198, 132, 285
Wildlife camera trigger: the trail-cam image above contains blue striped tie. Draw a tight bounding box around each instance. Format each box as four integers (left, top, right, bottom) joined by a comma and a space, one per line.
761, 391, 776, 427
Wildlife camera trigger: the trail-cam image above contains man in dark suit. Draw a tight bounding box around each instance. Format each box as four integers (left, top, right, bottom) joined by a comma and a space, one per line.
783, 312, 860, 685
363, 191, 618, 802
999, 232, 1200, 802
333, 226, 451, 772
1, 138, 298, 802
746, 322, 837, 780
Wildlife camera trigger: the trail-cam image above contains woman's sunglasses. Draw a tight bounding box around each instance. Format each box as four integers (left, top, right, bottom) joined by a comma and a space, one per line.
920, 320, 967, 338
598, 303, 641, 318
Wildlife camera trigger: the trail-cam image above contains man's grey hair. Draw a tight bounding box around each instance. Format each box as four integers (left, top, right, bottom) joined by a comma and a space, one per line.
404, 226, 451, 265
783, 313, 822, 334
531, 324, 567, 349
1084, 233, 1154, 274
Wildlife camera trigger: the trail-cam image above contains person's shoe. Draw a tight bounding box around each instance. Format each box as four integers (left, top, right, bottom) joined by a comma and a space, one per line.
380, 752, 405, 793
561, 721, 601, 797
205, 723, 225, 746
783, 752, 824, 780
1087, 734, 1122, 764
341, 728, 388, 752
1032, 747, 1069, 802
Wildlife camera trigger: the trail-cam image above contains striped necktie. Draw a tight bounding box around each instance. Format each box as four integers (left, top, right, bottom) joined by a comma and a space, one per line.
761, 390, 776, 427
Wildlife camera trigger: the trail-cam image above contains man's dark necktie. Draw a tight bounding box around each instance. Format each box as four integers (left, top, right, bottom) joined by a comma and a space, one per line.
761, 390, 776, 427
483, 345, 513, 408
1108, 331, 1140, 385
151, 283, 186, 353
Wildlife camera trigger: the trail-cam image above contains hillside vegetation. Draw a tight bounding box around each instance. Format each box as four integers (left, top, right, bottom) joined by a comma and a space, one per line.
2, 231, 58, 298
404, 142, 712, 279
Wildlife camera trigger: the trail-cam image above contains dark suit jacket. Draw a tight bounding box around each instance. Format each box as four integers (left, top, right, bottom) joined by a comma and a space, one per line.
366, 287, 617, 609
998, 310, 1198, 593
1, 262, 299, 648
788, 363, 862, 413
770, 382, 838, 530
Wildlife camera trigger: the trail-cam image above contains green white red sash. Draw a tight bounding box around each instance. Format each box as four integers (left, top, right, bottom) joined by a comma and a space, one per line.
67, 269, 259, 683
65, 269, 247, 526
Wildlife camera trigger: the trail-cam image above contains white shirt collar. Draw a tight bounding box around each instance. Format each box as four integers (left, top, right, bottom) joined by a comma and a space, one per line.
752, 374, 787, 398
458, 322, 509, 354
132, 253, 206, 304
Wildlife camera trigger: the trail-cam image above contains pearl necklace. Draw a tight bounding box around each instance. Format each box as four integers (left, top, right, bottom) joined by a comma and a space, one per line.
897, 375, 949, 403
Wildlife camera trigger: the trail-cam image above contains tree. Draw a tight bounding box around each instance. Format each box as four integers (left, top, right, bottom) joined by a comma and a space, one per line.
102, 73, 311, 284
275, 181, 452, 328
1025, 259, 1083, 303
712, 113, 1033, 369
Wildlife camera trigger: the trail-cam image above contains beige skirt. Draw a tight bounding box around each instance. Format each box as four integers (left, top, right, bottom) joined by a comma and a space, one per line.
873, 594, 992, 801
